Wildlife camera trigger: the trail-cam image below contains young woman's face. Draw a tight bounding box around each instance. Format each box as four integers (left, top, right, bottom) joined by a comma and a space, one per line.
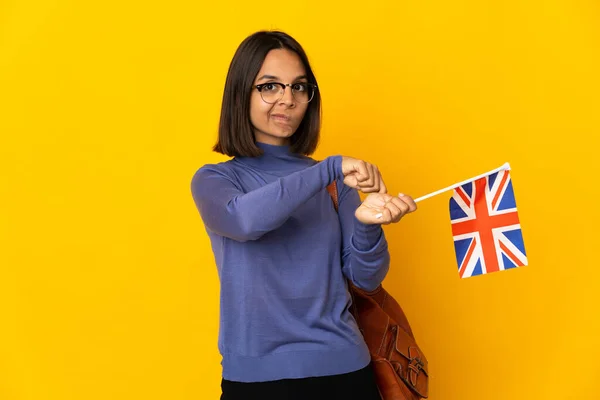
250, 49, 310, 146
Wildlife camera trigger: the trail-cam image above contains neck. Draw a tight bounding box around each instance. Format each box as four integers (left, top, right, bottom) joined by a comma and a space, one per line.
234, 140, 312, 174
254, 132, 291, 147
254, 141, 292, 155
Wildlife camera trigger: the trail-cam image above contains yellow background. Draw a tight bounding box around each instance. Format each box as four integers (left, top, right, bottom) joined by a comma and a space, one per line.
1, 0, 599, 399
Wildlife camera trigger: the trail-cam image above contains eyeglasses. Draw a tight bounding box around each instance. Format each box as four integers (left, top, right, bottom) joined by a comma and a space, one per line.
254, 82, 317, 104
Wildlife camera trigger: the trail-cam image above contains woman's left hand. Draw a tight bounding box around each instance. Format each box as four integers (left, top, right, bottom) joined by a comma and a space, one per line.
355, 193, 417, 225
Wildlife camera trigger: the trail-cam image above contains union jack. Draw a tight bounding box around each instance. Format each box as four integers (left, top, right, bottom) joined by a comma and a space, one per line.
449, 169, 527, 278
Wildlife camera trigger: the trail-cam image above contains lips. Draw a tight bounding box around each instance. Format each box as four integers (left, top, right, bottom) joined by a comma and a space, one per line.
271, 113, 291, 121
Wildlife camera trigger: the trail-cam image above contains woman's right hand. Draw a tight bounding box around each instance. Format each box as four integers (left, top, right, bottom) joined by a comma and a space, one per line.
341, 156, 387, 194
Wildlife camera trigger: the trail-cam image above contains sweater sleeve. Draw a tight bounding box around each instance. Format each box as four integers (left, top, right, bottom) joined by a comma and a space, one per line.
191, 156, 343, 242
338, 181, 390, 291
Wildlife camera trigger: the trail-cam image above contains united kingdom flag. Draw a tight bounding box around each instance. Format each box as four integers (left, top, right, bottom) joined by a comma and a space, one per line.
449, 169, 527, 278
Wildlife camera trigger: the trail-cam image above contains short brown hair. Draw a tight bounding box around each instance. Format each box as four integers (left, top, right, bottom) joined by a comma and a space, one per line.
213, 30, 321, 157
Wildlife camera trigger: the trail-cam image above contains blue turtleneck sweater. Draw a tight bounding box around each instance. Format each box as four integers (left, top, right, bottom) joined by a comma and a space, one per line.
190, 142, 390, 382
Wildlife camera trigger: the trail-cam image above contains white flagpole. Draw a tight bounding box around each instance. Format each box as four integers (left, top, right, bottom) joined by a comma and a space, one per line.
414, 162, 511, 203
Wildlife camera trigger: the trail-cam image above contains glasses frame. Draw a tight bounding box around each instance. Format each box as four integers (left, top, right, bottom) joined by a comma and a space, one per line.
254, 82, 318, 104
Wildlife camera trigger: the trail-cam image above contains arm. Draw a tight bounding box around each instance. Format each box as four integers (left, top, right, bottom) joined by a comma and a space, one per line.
338, 182, 390, 291
191, 156, 343, 242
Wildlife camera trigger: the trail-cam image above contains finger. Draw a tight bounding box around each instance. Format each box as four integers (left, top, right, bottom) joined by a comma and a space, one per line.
389, 197, 410, 216
377, 207, 393, 225
358, 163, 375, 189
357, 166, 377, 193
354, 161, 369, 182
384, 201, 403, 223
398, 193, 417, 213
377, 166, 387, 194
375, 193, 394, 206
343, 175, 358, 189
368, 164, 378, 191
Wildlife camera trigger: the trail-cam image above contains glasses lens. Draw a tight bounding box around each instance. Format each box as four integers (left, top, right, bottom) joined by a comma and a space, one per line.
260, 83, 282, 104
292, 83, 315, 103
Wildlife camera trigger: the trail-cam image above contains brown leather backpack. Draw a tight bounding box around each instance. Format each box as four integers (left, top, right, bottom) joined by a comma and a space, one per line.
327, 182, 429, 400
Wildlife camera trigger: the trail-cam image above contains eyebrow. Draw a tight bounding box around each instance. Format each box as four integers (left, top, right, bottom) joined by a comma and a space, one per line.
256, 74, 308, 82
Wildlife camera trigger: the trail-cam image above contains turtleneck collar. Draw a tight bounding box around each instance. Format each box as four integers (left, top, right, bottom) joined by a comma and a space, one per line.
234, 141, 315, 174
255, 141, 293, 155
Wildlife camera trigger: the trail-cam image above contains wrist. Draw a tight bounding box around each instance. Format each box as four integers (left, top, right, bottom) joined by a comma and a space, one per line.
352, 215, 383, 250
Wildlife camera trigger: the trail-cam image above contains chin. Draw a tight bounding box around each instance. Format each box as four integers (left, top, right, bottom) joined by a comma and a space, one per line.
273, 128, 295, 138
255, 125, 297, 143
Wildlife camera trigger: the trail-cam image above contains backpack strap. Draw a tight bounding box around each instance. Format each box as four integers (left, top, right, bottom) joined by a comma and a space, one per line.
326, 181, 339, 212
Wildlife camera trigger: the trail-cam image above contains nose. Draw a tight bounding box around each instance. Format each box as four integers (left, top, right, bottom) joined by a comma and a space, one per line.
278, 85, 295, 107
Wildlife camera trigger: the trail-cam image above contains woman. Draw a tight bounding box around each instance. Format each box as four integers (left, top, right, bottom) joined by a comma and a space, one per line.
191, 30, 417, 400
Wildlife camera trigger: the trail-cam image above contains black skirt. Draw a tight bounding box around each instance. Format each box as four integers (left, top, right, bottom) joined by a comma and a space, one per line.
220, 362, 381, 400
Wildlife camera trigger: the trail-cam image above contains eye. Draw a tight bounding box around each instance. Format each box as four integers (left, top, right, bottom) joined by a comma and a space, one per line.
292, 83, 307, 92
263, 83, 280, 93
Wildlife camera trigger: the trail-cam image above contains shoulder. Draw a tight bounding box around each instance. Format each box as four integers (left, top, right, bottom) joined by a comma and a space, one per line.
190, 159, 240, 192
193, 159, 235, 175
